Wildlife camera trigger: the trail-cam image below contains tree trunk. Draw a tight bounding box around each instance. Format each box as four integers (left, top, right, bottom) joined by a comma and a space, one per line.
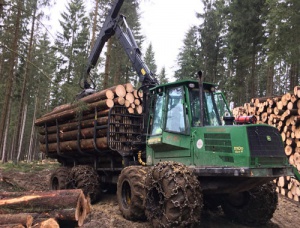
0, 0, 22, 161
90, 0, 99, 51
13, 1, 37, 163
27, 96, 38, 162
17, 104, 28, 162
0, 214, 33, 227
104, 38, 112, 89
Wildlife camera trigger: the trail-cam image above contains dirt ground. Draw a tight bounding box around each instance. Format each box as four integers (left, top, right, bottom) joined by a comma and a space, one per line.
0, 164, 299, 228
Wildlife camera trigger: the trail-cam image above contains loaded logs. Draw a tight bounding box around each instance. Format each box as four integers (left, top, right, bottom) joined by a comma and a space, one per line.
35, 83, 144, 157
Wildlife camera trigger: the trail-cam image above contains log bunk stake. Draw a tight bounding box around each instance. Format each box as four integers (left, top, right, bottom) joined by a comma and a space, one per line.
233, 86, 300, 203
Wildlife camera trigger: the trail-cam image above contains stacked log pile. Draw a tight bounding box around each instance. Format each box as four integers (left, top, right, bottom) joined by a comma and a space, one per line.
35, 83, 144, 156
232, 85, 300, 202
0, 189, 91, 227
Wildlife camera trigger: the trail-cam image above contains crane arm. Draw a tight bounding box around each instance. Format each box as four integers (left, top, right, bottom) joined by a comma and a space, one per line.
86, 0, 124, 75
83, 0, 158, 88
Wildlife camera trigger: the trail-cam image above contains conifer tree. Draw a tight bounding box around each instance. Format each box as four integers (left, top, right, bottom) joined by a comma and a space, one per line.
144, 43, 157, 75
174, 26, 201, 80
53, 0, 90, 107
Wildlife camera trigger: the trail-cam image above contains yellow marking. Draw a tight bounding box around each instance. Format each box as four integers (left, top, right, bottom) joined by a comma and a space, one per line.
234, 146, 244, 153
148, 137, 162, 144
141, 68, 146, 75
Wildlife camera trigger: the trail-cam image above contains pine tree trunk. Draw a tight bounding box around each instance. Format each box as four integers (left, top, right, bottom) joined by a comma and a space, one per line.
13, 1, 37, 163
104, 38, 112, 88
17, 104, 28, 162
27, 96, 38, 162
0, 0, 22, 160
1, 100, 12, 163
90, 0, 99, 50
250, 44, 256, 99
266, 63, 274, 96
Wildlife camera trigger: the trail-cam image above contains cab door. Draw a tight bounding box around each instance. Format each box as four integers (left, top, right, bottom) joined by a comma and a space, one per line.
147, 86, 192, 164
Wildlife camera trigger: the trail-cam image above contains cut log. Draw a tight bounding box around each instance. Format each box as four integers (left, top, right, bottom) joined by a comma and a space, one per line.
39, 116, 108, 135
32, 218, 59, 228
113, 97, 125, 106
285, 145, 293, 156
136, 105, 143, 114
124, 83, 134, 93
0, 224, 24, 228
0, 214, 32, 227
278, 176, 288, 188
35, 99, 114, 126
39, 137, 108, 153
125, 92, 135, 104
43, 89, 114, 117
39, 127, 107, 144
0, 189, 89, 227
294, 85, 300, 97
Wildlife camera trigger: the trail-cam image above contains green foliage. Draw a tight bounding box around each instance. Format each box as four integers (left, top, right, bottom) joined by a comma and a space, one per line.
158, 67, 168, 84
144, 43, 157, 74
175, 0, 300, 106
174, 26, 201, 80
52, 0, 90, 106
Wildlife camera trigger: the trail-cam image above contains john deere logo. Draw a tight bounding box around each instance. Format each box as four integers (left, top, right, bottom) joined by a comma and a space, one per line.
266, 136, 272, 141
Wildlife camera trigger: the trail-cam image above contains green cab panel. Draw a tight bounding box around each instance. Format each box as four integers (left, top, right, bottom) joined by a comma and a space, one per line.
147, 124, 288, 169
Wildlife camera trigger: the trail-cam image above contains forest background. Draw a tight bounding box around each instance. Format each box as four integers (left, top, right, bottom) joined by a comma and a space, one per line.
0, 0, 299, 163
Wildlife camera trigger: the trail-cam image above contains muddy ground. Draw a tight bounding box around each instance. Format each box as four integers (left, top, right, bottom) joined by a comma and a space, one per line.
0, 164, 299, 228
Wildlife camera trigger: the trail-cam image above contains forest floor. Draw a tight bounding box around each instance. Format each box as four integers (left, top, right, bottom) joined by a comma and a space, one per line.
0, 161, 300, 228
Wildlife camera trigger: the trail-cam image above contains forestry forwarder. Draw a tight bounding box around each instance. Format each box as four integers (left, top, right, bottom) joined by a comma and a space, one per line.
43, 0, 293, 227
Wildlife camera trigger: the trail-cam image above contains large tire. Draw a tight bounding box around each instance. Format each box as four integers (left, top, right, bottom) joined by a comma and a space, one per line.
221, 182, 278, 226
117, 166, 148, 221
50, 167, 71, 190
70, 165, 100, 204
144, 161, 203, 228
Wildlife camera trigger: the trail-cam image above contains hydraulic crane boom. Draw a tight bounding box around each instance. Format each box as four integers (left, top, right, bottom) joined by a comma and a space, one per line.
84, 0, 158, 87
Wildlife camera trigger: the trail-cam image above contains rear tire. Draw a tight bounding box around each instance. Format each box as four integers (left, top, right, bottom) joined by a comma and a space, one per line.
117, 166, 148, 220
221, 182, 278, 226
144, 161, 203, 227
70, 165, 100, 204
50, 167, 71, 190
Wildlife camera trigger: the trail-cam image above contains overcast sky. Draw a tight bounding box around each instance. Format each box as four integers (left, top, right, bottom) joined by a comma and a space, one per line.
139, 0, 203, 80
50, 0, 203, 81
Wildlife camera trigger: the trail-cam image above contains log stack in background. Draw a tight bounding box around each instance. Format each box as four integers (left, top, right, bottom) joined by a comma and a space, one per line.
35, 83, 144, 157
232, 85, 300, 202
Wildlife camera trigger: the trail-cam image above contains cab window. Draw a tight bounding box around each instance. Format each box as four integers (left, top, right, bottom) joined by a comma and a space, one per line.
165, 87, 188, 133
151, 94, 164, 135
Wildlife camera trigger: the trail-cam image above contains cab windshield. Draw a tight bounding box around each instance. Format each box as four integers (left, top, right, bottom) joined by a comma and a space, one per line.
190, 88, 230, 127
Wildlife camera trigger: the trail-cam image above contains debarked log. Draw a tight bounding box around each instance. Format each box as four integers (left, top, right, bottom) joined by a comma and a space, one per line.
39, 137, 108, 153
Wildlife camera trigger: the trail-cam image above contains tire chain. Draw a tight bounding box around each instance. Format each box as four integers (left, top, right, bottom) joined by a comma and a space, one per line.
67, 165, 100, 202
144, 161, 202, 228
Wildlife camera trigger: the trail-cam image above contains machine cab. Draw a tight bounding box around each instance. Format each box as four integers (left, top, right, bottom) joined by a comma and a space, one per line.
146, 80, 231, 165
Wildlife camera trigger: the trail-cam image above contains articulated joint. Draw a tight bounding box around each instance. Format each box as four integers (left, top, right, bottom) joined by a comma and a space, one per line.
138, 151, 146, 166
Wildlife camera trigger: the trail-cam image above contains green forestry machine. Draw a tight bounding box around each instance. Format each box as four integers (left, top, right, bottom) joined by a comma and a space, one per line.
39, 0, 292, 227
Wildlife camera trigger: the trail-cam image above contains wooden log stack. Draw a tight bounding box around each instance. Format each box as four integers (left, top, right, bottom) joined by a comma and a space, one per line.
233, 85, 300, 203
0, 189, 90, 227
35, 83, 144, 157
